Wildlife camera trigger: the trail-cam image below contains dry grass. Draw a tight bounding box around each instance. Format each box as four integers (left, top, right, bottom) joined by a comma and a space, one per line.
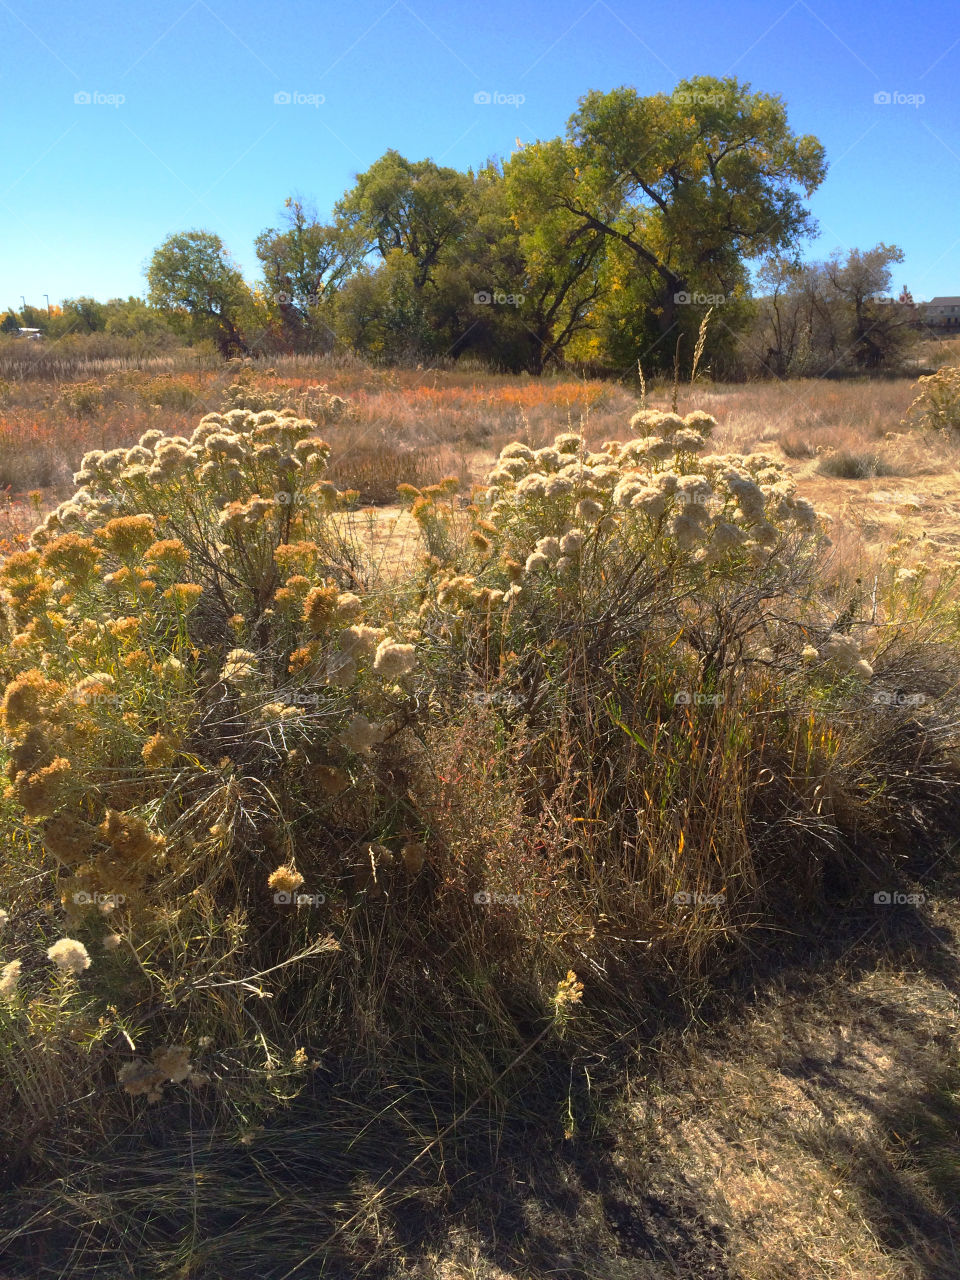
2, 358, 951, 531
0, 362, 632, 513
625, 891, 960, 1280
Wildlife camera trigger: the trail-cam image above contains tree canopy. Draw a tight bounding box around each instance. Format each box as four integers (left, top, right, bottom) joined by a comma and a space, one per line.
147, 231, 253, 356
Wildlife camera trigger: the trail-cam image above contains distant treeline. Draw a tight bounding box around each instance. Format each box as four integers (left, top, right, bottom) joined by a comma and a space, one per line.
5, 77, 927, 379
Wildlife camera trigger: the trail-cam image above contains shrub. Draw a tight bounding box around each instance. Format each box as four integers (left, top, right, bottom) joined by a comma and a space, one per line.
219, 361, 348, 422
817, 448, 896, 479
55, 379, 105, 419
135, 376, 202, 411
778, 432, 818, 459
0, 401, 956, 1276
902, 363, 960, 434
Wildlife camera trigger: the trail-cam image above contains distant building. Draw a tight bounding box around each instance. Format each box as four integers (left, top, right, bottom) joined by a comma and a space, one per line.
920, 297, 960, 330
14, 327, 44, 341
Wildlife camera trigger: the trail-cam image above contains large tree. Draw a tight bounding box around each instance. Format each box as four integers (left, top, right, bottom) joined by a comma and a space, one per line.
508, 76, 826, 367
255, 198, 364, 352
147, 230, 252, 356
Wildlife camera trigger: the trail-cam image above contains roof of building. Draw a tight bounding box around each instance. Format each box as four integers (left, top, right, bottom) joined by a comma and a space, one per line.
924, 297, 960, 306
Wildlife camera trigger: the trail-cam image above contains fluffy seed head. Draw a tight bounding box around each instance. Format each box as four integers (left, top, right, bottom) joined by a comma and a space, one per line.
47, 937, 91, 975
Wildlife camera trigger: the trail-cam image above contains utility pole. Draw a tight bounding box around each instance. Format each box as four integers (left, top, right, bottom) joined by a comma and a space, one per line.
43, 294, 50, 314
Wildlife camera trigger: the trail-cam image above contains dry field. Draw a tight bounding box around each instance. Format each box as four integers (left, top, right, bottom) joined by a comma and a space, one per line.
3, 357, 960, 574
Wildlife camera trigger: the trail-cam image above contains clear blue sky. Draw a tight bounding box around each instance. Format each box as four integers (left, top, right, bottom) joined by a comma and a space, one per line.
1, 0, 957, 308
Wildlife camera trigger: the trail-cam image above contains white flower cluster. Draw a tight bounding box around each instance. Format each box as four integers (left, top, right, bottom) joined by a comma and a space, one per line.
810, 634, 874, 680
481, 413, 824, 585
338, 713, 386, 755
32, 410, 334, 549
220, 648, 259, 684
221, 379, 347, 423
373, 639, 417, 679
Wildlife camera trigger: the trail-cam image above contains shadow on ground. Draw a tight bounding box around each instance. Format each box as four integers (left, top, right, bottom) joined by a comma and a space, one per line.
2, 871, 959, 1280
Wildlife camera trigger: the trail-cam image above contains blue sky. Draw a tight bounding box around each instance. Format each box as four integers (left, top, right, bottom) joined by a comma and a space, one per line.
1, 0, 957, 308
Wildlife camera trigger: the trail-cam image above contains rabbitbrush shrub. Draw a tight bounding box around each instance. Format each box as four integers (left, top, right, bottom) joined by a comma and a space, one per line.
0, 401, 957, 1277
903, 363, 960, 434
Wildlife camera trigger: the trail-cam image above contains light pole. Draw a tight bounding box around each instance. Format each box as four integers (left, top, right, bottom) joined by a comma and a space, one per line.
43, 294, 50, 314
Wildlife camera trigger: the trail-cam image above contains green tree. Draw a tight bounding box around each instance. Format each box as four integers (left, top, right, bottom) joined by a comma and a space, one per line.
59, 297, 108, 334
499, 153, 606, 371
335, 150, 472, 291
508, 76, 826, 369
0, 312, 19, 335
335, 251, 428, 362
102, 296, 175, 341
332, 266, 390, 357
256, 198, 364, 352
147, 230, 253, 356
331, 156, 602, 371
824, 243, 912, 369
411, 164, 536, 369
